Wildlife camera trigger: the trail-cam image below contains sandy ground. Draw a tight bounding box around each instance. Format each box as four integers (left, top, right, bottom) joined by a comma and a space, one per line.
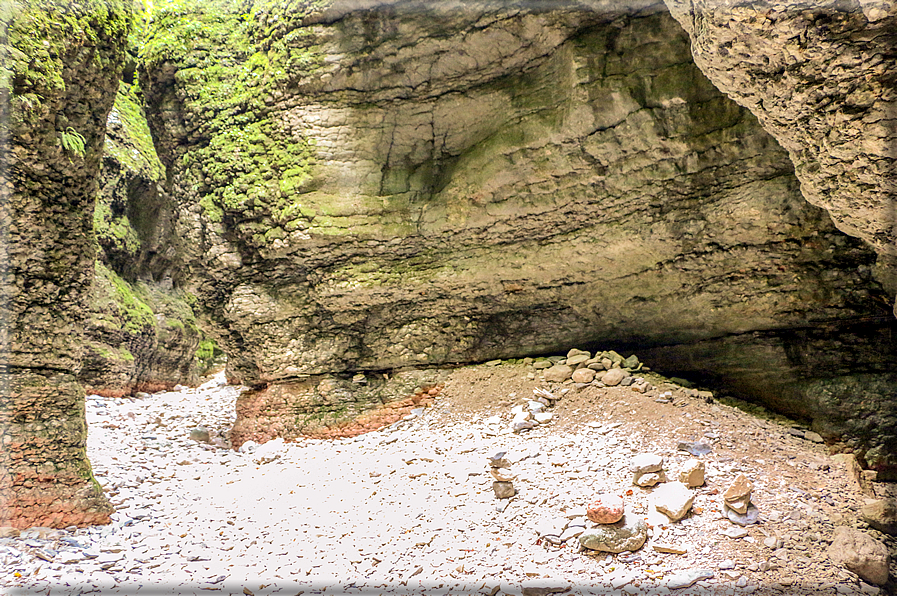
1, 361, 895, 595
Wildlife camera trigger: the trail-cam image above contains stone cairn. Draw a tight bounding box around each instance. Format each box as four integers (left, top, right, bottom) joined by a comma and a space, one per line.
489, 452, 516, 499
722, 473, 759, 526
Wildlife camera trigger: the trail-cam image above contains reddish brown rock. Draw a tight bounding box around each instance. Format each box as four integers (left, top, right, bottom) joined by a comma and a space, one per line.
587, 494, 625, 524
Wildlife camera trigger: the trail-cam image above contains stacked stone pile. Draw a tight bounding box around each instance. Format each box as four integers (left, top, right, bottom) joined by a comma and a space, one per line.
631, 453, 666, 487
530, 349, 651, 393
723, 473, 760, 526
485, 387, 560, 435
488, 452, 516, 499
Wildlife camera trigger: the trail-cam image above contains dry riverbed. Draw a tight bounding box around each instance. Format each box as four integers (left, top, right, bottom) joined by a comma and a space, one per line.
1, 362, 895, 595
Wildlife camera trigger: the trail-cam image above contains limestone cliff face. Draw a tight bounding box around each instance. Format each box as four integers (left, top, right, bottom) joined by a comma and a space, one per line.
661, 0, 897, 294
1, 0, 131, 527
140, 0, 895, 466
80, 83, 200, 397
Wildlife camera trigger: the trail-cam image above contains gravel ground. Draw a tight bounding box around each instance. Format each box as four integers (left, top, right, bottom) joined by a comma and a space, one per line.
1, 363, 895, 595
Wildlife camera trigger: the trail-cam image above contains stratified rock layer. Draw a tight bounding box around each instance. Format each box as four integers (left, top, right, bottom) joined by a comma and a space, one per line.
662, 0, 897, 291
0, 0, 131, 527
143, 1, 889, 378
141, 1, 894, 448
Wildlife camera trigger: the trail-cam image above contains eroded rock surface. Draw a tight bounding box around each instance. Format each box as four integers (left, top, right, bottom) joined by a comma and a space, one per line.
0, 0, 131, 527
662, 0, 897, 293
80, 83, 200, 397
142, 0, 890, 386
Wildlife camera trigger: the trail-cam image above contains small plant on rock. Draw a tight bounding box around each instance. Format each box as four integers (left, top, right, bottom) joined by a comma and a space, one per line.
59, 126, 86, 158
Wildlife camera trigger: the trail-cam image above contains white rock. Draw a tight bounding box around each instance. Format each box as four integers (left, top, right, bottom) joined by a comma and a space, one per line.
665, 569, 714, 589
630, 454, 664, 474
652, 482, 694, 522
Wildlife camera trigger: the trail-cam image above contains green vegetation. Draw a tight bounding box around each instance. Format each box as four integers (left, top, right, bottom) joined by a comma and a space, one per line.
105, 81, 165, 180
93, 200, 143, 259
140, 0, 329, 245
60, 126, 87, 157
195, 338, 225, 373
94, 261, 157, 334
7, 0, 132, 128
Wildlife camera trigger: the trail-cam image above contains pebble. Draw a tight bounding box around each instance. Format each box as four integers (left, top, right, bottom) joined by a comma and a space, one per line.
664, 568, 714, 589
805, 431, 824, 443
533, 412, 553, 424
720, 527, 749, 539
488, 452, 510, 468
652, 542, 688, 554
189, 426, 211, 443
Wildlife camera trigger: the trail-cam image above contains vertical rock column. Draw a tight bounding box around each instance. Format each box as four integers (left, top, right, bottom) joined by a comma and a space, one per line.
0, 0, 131, 527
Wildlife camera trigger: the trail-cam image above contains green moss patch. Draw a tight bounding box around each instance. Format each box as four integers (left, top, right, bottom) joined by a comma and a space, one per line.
140, 0, 328, 246
93, 262, 157, 335
7, 0, 132, 129
105, 81, 165, 180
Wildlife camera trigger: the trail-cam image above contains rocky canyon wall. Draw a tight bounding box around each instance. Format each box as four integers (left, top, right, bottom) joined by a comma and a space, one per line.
81, 82, 201, 397
0, 0, 131, 527
141, 0, 896, 467
662, 0, 897, 296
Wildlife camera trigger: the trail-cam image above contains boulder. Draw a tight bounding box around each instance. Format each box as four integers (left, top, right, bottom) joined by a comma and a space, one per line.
827, 527, 890, 586
678, 459, 705, 488
601, 368, 627, 387
493, 482, 516, 499
861, 499, 897, 535
543, 365, 574, 383
630, 454, 664, 475
578, 512, 647, 553
571, 368, 596, 383
652, 482, 694, 522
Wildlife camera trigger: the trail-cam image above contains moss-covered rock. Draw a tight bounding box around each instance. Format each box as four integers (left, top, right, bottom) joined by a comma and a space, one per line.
84, 72, 204, 396
81, 262, 201, 396
1, 0, 132, 529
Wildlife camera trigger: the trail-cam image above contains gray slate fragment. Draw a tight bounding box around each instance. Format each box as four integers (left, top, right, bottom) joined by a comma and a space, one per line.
677, 441, 712, 456
725, 503, 760, 526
